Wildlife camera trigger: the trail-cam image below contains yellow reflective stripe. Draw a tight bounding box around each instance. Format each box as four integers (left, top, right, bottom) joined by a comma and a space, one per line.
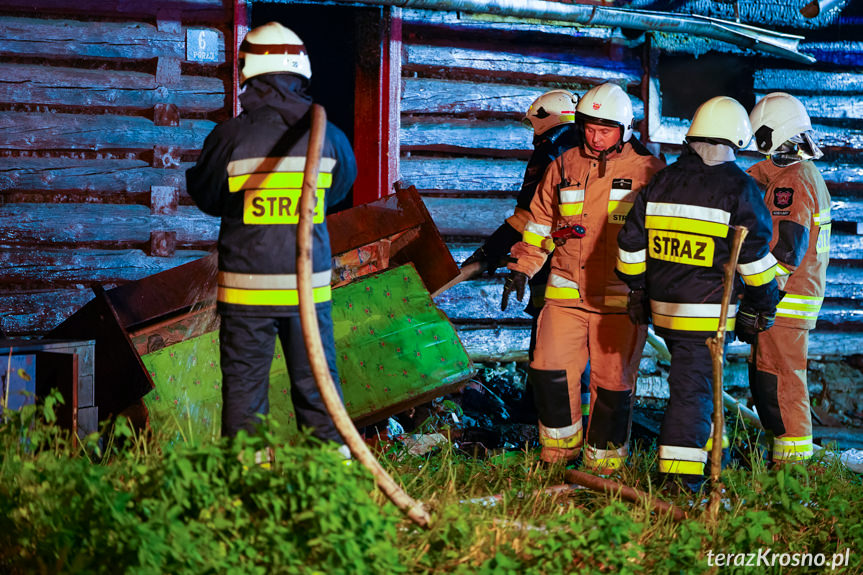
703, 435, 730, 451
740, 265, 776, 286
774, 436, 813, 461
559, 113, 575, 122
616, 258, 646, 276
584, 444, 628, 470
653, 314, 735, 332
645, 215, 728, 238
524, 229, 547, 248
776, 263, 791, 276
559, 202, 584, 217
659, 459, 705, 475
229, 171, 333, 193
546, 286, 581, 299
243, 188, 325, 224
218, 285, 331, 306
539, 422, 583, 449
776, 294, 822, 319
813, 211, 831, 225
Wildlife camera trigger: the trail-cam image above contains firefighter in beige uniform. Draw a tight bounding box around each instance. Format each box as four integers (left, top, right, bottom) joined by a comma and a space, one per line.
747, 92, 831, 464
502, 83, 664, 471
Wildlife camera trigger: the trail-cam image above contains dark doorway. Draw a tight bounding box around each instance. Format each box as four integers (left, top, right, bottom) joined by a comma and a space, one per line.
658, 53, 755, 120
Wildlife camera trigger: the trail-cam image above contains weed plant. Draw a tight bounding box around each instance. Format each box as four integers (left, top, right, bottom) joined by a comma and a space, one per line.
2, 394, 862, 574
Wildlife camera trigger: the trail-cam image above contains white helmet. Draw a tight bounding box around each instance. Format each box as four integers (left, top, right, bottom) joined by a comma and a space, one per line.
239, 22, 311, 85
686, 96, 751, 149
523, 90, 578, 136
749, 92, 813, 155
575, 83, 634, 143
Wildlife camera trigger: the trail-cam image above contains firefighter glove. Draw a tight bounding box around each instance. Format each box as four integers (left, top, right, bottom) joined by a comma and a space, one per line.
626, 289, 651, 325
501, 271, 528, 311
463, 224, 522, 276
735, 301, 775, 344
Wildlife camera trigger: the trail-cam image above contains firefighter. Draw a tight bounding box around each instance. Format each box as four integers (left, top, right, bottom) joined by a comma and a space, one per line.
462, 90, 590, 424
186, 22, 357, 451
503, 83, 665, 472
746, 92, 830, 465
616, 96, 782, 491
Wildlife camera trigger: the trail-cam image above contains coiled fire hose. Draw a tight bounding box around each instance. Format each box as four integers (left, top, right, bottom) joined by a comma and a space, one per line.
296, 103, 431, 528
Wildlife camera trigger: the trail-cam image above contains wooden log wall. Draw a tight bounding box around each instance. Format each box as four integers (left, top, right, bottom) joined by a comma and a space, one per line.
0, 2, 228, 334
403, 8, 863, 359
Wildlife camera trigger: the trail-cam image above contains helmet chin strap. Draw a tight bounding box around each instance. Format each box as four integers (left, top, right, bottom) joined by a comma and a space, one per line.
770, 132, 823, 167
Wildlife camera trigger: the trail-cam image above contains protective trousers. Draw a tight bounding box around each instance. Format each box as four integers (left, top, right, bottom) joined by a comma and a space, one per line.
749, 325, 813, 463
530, 305, 645, 471
657, 338, 714, 485
219, 305, 343, 443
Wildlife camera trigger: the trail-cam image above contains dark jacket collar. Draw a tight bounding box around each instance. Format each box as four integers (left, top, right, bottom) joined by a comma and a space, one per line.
240, 74, 313, 125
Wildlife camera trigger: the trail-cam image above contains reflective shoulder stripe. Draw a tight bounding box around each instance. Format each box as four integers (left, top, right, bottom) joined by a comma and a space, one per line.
645, 202, 730, 238
646, 202, 731, 226
218, 285, 331, 306
737, 253, 777, 287
228, 156, 337, 177
218, 270, 331, 290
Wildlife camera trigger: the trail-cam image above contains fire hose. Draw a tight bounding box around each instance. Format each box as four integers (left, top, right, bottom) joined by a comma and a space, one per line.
296, 104, 430, 528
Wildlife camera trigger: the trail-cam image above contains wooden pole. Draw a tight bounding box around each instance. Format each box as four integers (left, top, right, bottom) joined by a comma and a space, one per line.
564, 469, 687, 522
705, 225, 748, 518
296, 104, 430, 528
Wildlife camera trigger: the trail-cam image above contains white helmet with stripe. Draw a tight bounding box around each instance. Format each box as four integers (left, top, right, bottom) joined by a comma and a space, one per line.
240, 22, 312, 85
686, 96, 752, 149
749, 92, 814, 155
523, 90, 578, 136
575, 83, 634, 143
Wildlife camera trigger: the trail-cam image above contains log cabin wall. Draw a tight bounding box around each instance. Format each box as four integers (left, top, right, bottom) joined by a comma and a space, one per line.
407, 6, 863, 360
0, 1, 227, 335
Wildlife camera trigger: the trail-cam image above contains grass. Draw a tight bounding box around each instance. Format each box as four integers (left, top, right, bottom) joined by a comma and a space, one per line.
1, 393, 862, 574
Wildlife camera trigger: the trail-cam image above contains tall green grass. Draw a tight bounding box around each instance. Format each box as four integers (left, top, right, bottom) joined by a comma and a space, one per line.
2, 394, 862, 574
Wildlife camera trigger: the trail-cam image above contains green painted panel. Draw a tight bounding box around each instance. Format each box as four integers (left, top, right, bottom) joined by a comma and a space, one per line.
142, 264, 473, 443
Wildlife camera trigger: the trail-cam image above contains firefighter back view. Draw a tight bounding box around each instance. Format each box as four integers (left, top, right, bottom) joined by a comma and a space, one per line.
617, 96, 781, 492
504, 83, 665, 473
747, 93, 830, 465
185, 22, 357, 448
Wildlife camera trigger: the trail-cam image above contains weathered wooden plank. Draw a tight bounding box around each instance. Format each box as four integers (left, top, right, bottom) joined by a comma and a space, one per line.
754, 69, 863, 94
0, 17, 225, 62
630, 0, 845, 29
402, 78, 552, 116
800, 42, 863, 68
0, 248, 209, 286
401, 9, 616, 40
0, 112, 215, 151
401, 118, 532, 152
401, 77, 646, 118
424, 196, 517, 237
0, 157, 191, 196
0, 288, 95, 335
404, 44, 642, 86
0, 63, 225, 113
0, 204, 219, 244
400, 157, 525, 192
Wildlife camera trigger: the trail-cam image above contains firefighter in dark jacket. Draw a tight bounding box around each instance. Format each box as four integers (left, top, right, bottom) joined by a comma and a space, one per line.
462, 90, 590, 424
747, 93, 830, 464
504, 83, 665, 472
617, 96, 782, 491
186, 22, 357, 450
